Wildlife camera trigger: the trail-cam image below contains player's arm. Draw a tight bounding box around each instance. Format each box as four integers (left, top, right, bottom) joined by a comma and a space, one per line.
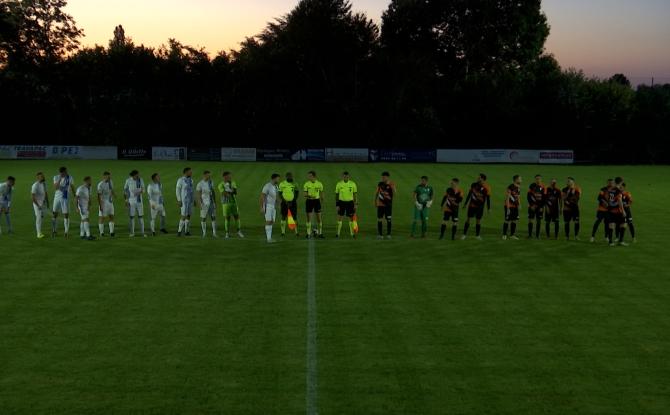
75, 192, 81, 213
52, 177, 59, 191
123, 182, 130, 207
97, 184, 104, 209
175, 180, 183, 206
195, 185, 202, 208
259, 191, 267, 213
463, 189, 472, 206
440, 194, 448, 209
31, 187, 40, 207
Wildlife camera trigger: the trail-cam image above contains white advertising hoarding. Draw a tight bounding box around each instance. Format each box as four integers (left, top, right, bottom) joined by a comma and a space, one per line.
221, 147, 257, 161
152, 147, 187, 161
325, 148, 369, 162
437, 149, 574, 164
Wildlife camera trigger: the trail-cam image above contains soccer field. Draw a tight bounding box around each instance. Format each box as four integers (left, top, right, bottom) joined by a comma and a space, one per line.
0, 161, 668, 414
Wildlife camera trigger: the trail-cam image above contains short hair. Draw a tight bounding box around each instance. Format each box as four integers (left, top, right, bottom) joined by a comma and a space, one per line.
308, 170, 316, 176
452, 178, 460, 183
183, 167, 192, 174
103, 171, 111, 176
59, 167, 67, 173
271, 173, 280, 180
84, 176, 91, 181
204, 170, 211, 175
615, 177, 623, 185
479, 173, 487, 181
36, 172, 43, 176
568, 176, 575, 181
129, 170, 139, 176
535, 174, 542, 178
513, 175, 520, 181
343, 171, 350, 176
382, 171, 390, 177
421, 176, 429, 181
223, 171, 231, 176
7, 176, 16, 181
607, 178, 614, 182
151, 173, 158, 180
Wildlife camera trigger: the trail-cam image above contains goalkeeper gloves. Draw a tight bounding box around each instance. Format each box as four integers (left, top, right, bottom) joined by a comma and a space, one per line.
415, 201, 423, 210
426, 200, 433, 208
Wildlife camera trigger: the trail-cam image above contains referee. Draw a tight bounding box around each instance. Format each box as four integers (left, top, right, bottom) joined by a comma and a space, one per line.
278, 172, 300, 237
335, 171, 358, 238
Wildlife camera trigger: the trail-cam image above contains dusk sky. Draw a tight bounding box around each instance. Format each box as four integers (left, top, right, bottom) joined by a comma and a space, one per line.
65, 0, 670, 84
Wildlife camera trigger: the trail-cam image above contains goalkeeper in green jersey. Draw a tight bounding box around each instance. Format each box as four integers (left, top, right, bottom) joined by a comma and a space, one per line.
411, 176, 434, 238
217, 171, 244, 239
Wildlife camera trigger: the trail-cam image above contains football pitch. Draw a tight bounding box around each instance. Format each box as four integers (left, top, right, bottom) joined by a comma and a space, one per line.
0, 161, 668, 414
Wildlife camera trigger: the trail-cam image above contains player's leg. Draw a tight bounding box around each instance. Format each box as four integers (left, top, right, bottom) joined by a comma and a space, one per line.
421, 206, 429, 237
210, 205, 217, 238
385, 205, 393, 237
33, 204, 43, 237
626, 209, 636, 241
535, 210, 542, 239
316, 206, 323, 237
462, 209, 473, 239
618, 221, 628, 245
63, 208, 70, 238
2, 206, 12, 233
150, 205, 157, 235
528, 208, 535, 238
440, 212, 450, 240
128, 203, 136, 237
348, 206, 356, 237
264, 207, 276, 242
411, 207, 420, 237
474, 208, 483, 238
290, 201, 298, 235
137, 203, 146, 237
200, 205, 208, 237
502, 207, 509, 238
305, 202, 312, 237
376, 207, 384, 238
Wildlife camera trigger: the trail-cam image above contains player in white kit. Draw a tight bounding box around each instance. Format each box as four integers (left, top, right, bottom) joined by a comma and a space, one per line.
124, 170, 147, 238
51, 167, 76, 238
31, 172, 49, 238
176, 167, 194, 237
75, 177, 96, 241
0, 176, 16, 235
97, 171, 116, 237
259, 173, 281, 243
147, 173, 168, 236
196, 170, 218, 238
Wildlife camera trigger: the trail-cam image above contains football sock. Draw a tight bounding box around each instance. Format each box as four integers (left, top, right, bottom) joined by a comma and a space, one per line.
52, 217, 57, 233
503, 222, 509, 236
178, 219, 184, 232
535, 222, 541, 238
528, 222, 534, 237
440, 224, 447, 238
545, 221, 550, 238
236, 219, 241, 231
463, 222, 470, 235
421, 220, 427, 235
211, 221, 217, 236
619, 227, 625, 242
281, 220, 286, 234
64, 218, 69, 234
628, 223, 635, 238
411, 221, 418, 236
475, 224, 481, 237
386, 219, 392, 235
554, 222, 559, 238
377, 221, 382, 236
5, 213, 11, 232
591, 219, 601, 237
36, 215, 42, 235
139, 218, 145, 234
565, 223, 570, 238
160, 215, 166, 230
224, 218, 230, 232
510, 222, 517, 236
80, 222, 84, 237
307, 222, 312, 235
201, 220, 207, 235
99, 223, 105, 235
184, 219, 190, 233
265, 224, 272, 241
129, 217, 135, 234
318, 222, 323, 235
84, 222, 91, 237
109, 222, 115, 234
150, 218, 155, 233
349, 221, 354, 236
338, 221, 343, 236
575, 223, 580, 237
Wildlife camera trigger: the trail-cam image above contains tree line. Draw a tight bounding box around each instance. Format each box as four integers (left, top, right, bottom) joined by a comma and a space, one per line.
1, 0, 668, 163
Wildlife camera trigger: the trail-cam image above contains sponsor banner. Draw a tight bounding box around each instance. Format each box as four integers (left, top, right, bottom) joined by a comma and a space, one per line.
188, 147, 221, 161
289, 149, 326, 161
221, 147, 256, 162
0, 145, 17, 159
118, 146, 151, 160
369, 149, 436, 162
0, 146, 118, 159
47, 145, 82, 159
81, 146, 117, 160
5, 145, 48, 159
152, 147, 186, 161
325, 148, 369, 162
539, 151, 575, 164
437, 149, 573, 164
257, 148, 293, 161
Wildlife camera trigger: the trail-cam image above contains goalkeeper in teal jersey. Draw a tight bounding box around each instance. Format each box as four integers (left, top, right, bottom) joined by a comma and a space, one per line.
217, 171, 244, 239
411, 176, 434, 238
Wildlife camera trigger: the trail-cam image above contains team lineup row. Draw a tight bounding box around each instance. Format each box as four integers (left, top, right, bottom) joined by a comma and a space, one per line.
0, 168, 635, 245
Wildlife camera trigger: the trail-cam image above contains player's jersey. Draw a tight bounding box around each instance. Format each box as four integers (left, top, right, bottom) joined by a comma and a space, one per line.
147, 182, 164, 205
467, 182, 490, 208
53, 175, 74, 199
196, 179, 215, 205
505, 184, 521, 209
622, 191, 633, 209
527, 183, 546, 208
218, 181, 238, 204
97, 180, 114, 203
76, 185, 90, 207
415, 184, 434, 205
31, 181, 47, 204
176, 176, 194, 203
597, 186, 610, 212
443, 187, 464, 212
607, 187, 624, 214
562, 186, 581, 211
278, 180, 298, 202
0, 182, 13, 203
544, 186, 562, 211
376, 181, 395, 207
335, 180, 357, 202
124, 177, 145, 203
262, 182, 279, 207
304, 180, 324, 199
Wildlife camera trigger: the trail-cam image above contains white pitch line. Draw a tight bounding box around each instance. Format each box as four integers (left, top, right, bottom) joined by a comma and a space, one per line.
306, 238, 318, 415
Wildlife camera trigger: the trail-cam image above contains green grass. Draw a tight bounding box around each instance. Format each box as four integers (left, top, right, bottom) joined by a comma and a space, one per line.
0, 161, 668, 414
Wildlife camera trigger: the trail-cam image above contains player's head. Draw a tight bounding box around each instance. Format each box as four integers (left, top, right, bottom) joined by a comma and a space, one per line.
83, 176, 92, 185
203, 170, 211, 180
567, 177, 575, 186
513, 175, 522, 185
381, 171, 390, 183
271, 173, 281, 184
223, 171, 231, 181
102, 171, 111, 181
614, 176, 624, 186
307, 171, 316, 181
478, 173, 487, 183
450, 178, 460, 189
535, 174, 542, 184
59, 166, 67, 176
151, 173, 160, 182
286, 172, 293, 182
7, 176, 15, 186
36, 172, 45, 182
550, 178, 557, 187
420, 176, 428, 186
342, 171, 350, 181
129, 170, 139, 179
607, 178, 615, 187
183, 167, 192, 177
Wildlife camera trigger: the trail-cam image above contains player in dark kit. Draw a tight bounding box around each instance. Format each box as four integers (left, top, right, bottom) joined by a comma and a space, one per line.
439, 178, 464, 240
502, 175, 522, 240
527, 175, 546, 239
591, 178, 615, 243
375, 172, 395, 239
544, 178, 562, 239
621, 182, 636, 242
562, 177, 581, 240
461, 173, 491, 240
607, 177, 628, 246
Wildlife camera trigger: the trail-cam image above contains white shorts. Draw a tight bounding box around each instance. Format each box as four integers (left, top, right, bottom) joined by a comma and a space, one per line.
33, 203, 46, 217
99, 201, 115, 217
129, 202, 144, 217
180, 200, 193, 217
264, 205, 276, 222
79, 205, 90, 220
52, 196, 69, 214
200, 203, 216, 219
0, 201, 10, 211
150, 202, 165, 219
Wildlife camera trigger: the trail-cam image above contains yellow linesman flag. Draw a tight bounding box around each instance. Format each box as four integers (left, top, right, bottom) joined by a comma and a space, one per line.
287, 209, 297, 230
352, 214, 359, 234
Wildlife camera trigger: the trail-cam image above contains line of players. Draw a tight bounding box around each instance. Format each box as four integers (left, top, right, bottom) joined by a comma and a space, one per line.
0, 168, 635, 245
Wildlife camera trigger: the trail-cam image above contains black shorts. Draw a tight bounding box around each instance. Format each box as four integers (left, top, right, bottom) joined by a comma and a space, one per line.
281, 200, 298, 219
467, 206, 484, 220
306, 199, 322, 214
596, 210, 608, 221
563, 207, 580, 222
377, 205, 392, 219
337, 201, 356, 218
504, 207, 519, 222
545, 208, 560, 221
443, 209, 459, 222
528, 206, 544, 220
609, 212, 626, 225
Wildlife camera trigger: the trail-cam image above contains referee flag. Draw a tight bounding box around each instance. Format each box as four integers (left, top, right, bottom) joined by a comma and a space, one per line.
352, 214, 359, 234
287, 209, 297, 230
